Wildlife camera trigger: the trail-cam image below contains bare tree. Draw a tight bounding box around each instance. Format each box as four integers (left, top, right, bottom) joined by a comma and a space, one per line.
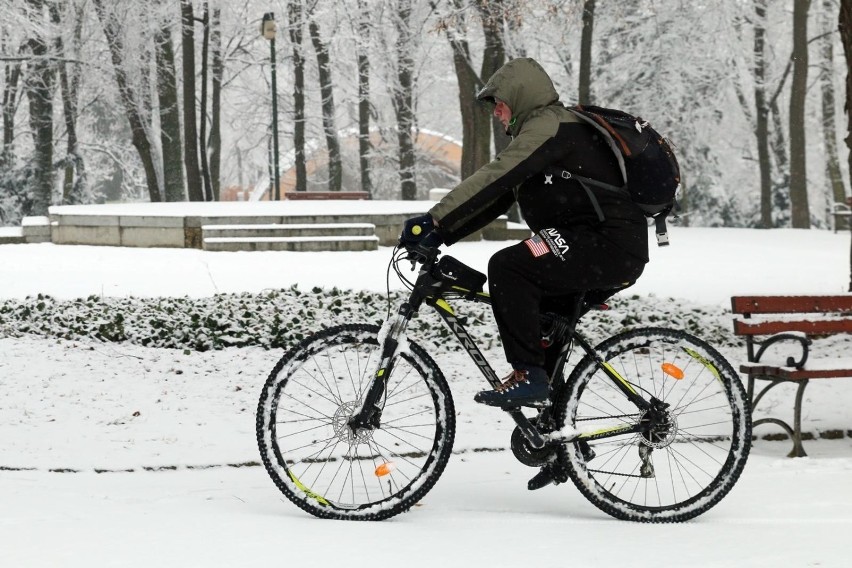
210, 4, 222, 201
478, 1, 510, 155
94, 0, 162, 202
753, 0, 773, 228
2, 40, 23, 158
24, 0, 55, 214
356, 0, 372, 196
50, 1, 86, 205
434, 0, 506, 180
839, 0, 852, 290
199, 1, 213, 201
579, 0, 595, 105
180, 0, 203, 201
789, 0, 811, 228
821, 0, 847, 208
307, 5, 342, 192
395, 0, 417, 200
288, 0, 307, 193
154, 11, 185, 202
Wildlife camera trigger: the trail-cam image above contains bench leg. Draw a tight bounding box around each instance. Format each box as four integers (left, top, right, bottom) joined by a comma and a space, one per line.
789, 379, 809, 458
749, 377, 809, 458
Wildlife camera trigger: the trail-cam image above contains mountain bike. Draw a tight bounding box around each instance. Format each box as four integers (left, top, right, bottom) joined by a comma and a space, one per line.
256, 245, 751, 522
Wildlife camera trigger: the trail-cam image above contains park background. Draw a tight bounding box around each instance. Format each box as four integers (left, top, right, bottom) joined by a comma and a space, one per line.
3, 2, 852, 566
0, 0, 851, 235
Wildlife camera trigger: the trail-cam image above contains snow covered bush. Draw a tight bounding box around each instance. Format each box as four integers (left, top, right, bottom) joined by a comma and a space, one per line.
0, 286, 739, 352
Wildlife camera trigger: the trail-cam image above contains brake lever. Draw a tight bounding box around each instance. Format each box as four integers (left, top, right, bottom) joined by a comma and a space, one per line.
405, 243, 439, 270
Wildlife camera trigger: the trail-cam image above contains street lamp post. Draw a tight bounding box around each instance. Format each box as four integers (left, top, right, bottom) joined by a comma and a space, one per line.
261, 12, 281, 200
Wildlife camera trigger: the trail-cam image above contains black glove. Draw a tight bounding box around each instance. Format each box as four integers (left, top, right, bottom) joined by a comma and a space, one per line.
400, 214, 443, 249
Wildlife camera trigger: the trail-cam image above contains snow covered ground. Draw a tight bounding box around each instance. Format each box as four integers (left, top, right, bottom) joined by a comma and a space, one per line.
1, 227, 852, 567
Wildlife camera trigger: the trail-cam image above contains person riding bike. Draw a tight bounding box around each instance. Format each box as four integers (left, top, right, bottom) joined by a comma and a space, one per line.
401, 57, 648, 411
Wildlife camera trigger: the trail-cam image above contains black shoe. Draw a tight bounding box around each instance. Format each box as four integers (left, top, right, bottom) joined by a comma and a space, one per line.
528, 443, 595, 491
528, 464, 558, 491
474, 367, 550, 408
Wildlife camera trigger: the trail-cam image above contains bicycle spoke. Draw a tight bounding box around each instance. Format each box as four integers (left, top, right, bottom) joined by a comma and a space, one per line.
557, 328, 750, 521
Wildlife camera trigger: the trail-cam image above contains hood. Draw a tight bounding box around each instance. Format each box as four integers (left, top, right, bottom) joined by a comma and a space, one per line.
476, 57, 559, 137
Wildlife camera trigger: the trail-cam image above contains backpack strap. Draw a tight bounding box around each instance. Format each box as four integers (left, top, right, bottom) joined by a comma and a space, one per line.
652, 205, 673, 247
558, 170, 627, 224
566, 108, 628, 185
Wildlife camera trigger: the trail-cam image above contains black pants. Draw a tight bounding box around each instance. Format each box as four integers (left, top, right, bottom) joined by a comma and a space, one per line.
487, 226, 646, 369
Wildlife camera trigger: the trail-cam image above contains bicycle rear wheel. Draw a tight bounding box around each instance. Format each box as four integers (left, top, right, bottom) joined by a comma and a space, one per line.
257, 323, 455, 520
555, 327, 751, 522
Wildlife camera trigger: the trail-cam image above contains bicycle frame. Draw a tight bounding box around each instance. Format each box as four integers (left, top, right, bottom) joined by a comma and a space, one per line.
348, 248, 653, 450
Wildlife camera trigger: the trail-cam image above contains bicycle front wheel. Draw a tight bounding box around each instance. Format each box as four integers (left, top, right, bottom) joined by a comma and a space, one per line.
257, 323, 455, 520
555, 327, 751, 522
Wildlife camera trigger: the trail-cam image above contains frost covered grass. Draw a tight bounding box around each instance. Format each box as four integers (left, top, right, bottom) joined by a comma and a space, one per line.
0, 285, 739, 352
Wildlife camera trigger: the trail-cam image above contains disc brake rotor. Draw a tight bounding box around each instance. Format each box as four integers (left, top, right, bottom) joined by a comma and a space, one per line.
332, 401, 374, 445
639, 408, 678, 449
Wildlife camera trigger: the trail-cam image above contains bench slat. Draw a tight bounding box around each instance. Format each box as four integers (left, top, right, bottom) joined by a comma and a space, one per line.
733, 318, 852, 335
731, 295, 852, 315
740, 364, 852, 380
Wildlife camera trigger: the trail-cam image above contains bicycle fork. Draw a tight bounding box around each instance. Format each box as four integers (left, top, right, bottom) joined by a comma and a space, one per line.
347, 307, 413, 433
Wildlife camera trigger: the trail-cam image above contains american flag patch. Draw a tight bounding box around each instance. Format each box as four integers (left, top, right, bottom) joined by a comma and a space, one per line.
524, 235, 551, 257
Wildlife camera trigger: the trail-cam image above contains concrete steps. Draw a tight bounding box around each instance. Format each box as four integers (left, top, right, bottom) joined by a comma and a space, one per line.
201, 223, 379, 252
0, 227, 25, 245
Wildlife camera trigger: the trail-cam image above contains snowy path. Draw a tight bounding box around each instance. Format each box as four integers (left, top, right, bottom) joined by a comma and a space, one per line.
2, 446, 851, 568
2, 227, 852, 566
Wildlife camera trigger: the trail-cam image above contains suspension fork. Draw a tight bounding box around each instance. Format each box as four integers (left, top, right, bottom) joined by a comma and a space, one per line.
347, 302, 415, 431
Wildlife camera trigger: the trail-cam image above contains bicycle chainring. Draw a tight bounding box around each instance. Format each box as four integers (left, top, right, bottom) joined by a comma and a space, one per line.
511, 426, 554, 467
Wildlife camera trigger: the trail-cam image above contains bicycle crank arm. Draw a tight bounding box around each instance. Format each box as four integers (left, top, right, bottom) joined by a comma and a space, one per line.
505, 408, 546, 449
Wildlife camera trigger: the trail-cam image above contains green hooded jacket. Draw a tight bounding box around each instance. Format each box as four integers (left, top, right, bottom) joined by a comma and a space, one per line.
429, 58, 586, 244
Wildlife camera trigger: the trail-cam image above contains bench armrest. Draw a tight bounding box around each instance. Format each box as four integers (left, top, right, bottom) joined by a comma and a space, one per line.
753, 332, 811, 369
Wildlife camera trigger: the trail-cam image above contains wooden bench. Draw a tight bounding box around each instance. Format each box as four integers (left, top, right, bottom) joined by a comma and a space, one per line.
731, 295, 852, 457
283, 191, 370, 200
829, 197, 852, 232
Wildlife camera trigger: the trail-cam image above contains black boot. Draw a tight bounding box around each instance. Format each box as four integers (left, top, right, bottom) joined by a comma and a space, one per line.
474, 366, 550, 409
528, 464, 559, 490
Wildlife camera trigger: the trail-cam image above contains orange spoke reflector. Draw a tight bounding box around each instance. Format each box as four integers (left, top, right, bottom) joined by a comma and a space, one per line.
375, 462, 396, 477
661, 363, 684, 380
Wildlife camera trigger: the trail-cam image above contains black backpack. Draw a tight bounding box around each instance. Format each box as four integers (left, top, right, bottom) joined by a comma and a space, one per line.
562, 105, 681, 246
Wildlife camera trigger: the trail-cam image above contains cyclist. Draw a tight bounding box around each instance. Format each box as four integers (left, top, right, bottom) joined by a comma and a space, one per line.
401, 57, 648, 410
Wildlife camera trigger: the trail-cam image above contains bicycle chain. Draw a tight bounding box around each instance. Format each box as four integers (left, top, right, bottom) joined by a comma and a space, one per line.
576, 413, 639, 422
586, 468, 647, 479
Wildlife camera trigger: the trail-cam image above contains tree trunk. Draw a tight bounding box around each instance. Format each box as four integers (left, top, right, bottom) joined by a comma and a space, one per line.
789, 0, 812, 228
198, 2, 212, 202
288, 0, 307, 193
307, 16, 342, 192
24, 0, 55, 215
822, 0, 847, 208
210, 6, 222, 201
478, 0, 509, 155
839, 0, 852, 290
357, 0, 372, 196
48, 3, 84, 205
451, 42, 486, 180
155, 21, 185, 202
769, 99, 790, 189
579, 0, 596, 106
2, 54, 22, 154
444, 1, 489, 180
396, 0, 417, 200
754, 0, 773, 228
180, 0, 203, 201
94, 0, 162, 202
